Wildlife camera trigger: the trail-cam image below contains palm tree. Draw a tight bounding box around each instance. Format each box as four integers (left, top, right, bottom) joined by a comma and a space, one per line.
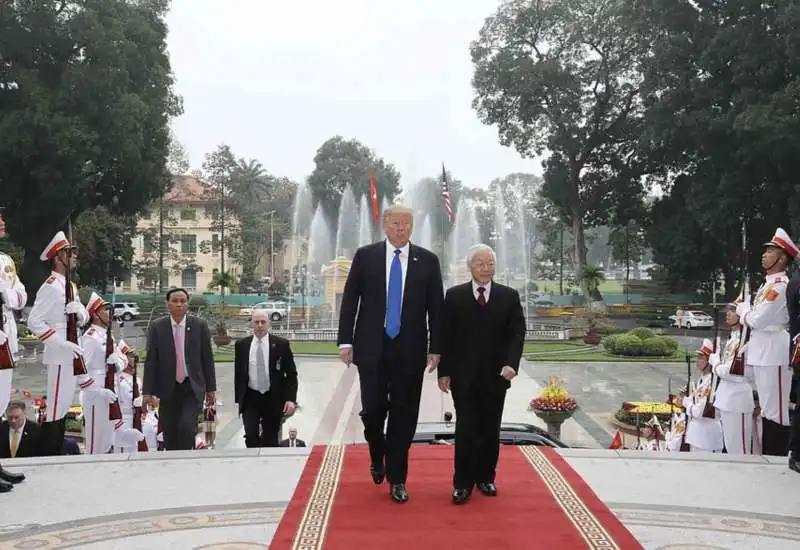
579, 265, 606, 303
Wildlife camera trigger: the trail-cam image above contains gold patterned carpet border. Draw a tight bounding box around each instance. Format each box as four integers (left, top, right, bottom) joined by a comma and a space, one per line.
291, 444, 345, 550
521, 446, 621, 550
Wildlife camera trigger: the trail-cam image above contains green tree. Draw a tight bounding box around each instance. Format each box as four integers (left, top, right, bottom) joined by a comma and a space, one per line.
634, 0, 800, 294
471, 0, 644, 298
0, 0, 180, 287
72, 206, 137, 290
307, 136, 401, 224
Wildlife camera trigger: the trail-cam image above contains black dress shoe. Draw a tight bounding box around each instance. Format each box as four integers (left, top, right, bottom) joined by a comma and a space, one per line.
790, 455, 800, 474
0, 466, 25, 484
477, 482, 497, 496
370, 463, 386, 485
389, 483, 408, 503
452, 488, 472, 504
0, 479, 12, 493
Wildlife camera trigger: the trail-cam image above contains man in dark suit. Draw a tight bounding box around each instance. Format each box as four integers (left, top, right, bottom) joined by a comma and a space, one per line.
786, 265, 800, 473
143, 288, 216, 451
234, 310, 298, 447
279, 427, 306, 447
0, 400, 42, 459
337, 205, 444, 504
437, 244, 526, 504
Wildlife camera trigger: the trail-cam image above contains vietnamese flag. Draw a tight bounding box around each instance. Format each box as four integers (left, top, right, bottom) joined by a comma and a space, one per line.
609, 431, 624, 450
369, 171, 379, 225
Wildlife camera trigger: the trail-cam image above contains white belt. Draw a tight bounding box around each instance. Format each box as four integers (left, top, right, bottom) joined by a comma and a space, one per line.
757, 324, 786, 333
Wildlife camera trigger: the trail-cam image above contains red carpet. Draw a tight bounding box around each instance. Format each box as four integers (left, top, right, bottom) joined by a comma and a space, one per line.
270, 444, 643, 549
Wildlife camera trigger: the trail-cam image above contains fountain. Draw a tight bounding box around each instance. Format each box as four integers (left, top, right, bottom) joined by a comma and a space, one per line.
358, 195, 373, 248
493, 185, 510, 284
446, 204, 480, 287
417, 213, 433, 251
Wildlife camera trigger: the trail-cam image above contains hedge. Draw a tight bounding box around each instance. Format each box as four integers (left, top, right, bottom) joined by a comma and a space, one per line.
603, 331, 679, 357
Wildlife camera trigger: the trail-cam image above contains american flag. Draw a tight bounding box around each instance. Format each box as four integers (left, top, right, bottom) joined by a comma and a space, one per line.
440, 163, 453, 223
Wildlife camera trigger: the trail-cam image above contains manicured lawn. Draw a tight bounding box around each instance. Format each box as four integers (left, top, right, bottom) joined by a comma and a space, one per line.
525, 345, 687, 363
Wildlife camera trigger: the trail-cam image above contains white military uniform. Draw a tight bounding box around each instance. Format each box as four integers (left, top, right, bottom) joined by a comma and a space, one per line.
711, 330, 756, 454
739, 269, 793, 427
0, 251, 27, 414
683, 339, 724, 452
27, 271, 88, 422
80, 323, 119, 454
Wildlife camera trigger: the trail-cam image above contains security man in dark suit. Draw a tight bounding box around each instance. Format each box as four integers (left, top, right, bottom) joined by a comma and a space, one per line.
279, 427, 306, 447
786, 265, 800, 473
0, 401, 42, 459
143, 288, 216, 450
234, 310, 298, 447
438, 244, 526, 504
337, 205, 444, 504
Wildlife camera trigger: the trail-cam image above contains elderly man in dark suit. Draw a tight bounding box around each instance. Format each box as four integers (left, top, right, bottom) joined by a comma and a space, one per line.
279, 427, 306, 447
786, 265, 800, 473
438, 243, 526, 504
337, 204, 444, 504
143, 288, 215, 451
234, 310, 298, 447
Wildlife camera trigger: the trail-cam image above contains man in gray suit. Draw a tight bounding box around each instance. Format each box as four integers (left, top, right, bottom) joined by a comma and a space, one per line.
143, 288, 216, 450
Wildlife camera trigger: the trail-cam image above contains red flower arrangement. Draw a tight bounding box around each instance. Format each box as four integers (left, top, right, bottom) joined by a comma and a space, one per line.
528, 377, 578, 413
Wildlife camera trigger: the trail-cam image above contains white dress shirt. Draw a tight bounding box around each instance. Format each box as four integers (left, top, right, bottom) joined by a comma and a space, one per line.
472, 280, 492, 303
248, 335, 270, 393
8, 419, 24, 455
171, 316, 188, 376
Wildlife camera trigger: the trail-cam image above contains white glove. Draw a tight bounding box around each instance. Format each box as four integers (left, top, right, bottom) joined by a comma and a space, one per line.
100, 388, 118, 404
116, 427, 145, 445
0, 329, 6, 346
65, 301, 83, 315
735, 301, 750, 318
114, 351, 128, 371
0, 288, 13, 305
794, 334, 800, 345
708, 352, 721, 367
59, 340, 84, 358
133, 396, 143, 408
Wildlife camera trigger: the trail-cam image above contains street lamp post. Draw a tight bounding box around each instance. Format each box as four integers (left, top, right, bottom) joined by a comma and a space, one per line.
266, 210, 275, 282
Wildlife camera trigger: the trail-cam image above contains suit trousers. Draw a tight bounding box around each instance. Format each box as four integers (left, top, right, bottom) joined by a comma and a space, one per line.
790, 374, 799, 457
242, 388, 281, 448
159, 380, 201, 451
358, 333, 424, 485
452, 378, 507, 489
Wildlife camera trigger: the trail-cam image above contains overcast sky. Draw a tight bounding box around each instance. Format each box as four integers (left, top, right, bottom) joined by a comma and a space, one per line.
165, 0, 541, 191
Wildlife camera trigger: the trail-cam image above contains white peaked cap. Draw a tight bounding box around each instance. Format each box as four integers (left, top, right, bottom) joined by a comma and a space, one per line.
697, 338, 714, 356
86, 292, 106, 317
764, 227, 799, 258
40, 230, 74, 262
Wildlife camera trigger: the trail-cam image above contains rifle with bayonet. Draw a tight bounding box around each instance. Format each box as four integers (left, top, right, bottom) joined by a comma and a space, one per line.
731, 220, 750, 376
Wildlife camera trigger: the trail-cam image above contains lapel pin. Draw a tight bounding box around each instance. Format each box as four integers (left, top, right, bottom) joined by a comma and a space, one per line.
413, 257, 418, 262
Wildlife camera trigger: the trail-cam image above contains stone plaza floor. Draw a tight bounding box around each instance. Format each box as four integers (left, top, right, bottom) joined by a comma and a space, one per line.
3, 353, 800, 549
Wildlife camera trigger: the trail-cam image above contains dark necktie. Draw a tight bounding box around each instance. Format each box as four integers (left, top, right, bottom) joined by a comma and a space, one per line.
477, 286, 486, 306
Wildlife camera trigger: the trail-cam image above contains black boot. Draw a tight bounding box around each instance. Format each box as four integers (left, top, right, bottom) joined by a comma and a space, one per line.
0, 479, 12, 493
0, 463, 24, 484
790, 454, 800, 474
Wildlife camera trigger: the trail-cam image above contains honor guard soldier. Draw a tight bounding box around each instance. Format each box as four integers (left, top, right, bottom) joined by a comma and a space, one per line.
0, 208, 26, 492
27, 231, 88, 455
736, 227, 798, 455
710, 304, 756, 454
0, 208, 27, 415
80, 294, 143, 453
116, 340, 140, 453
682, 339, 724, 453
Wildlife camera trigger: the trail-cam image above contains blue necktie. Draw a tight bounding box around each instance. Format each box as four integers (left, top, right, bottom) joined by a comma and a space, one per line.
386, 249, 402, 338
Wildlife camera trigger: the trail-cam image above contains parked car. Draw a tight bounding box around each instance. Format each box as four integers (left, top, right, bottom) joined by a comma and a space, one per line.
112, 302, 140, 321
668, 310, 714, 329
238, 301, 289, 321
412, 421, 569, 448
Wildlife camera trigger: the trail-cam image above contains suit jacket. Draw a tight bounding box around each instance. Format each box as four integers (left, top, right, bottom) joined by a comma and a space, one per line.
337, 241, 444, 370
279, 438, 306, 447
439, 281, 526, 389
0, 419, 42, 458
234, 334, 298, 414
143, 315, 216, 403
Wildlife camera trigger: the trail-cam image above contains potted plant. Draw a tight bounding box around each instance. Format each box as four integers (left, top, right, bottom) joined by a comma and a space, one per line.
529, 376, 578, 440
212, 317, 231, 346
